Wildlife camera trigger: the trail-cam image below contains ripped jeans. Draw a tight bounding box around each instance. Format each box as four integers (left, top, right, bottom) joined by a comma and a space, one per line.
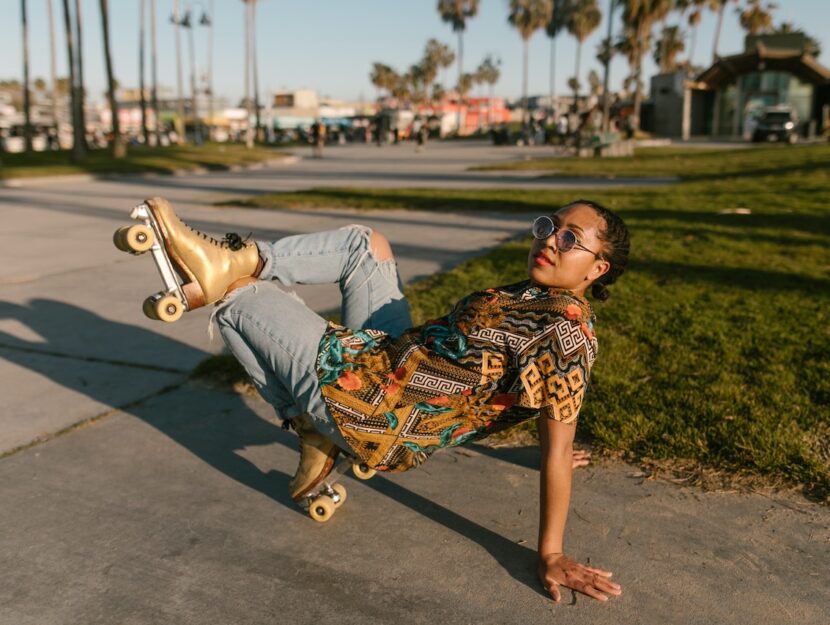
212, 225, 412, 449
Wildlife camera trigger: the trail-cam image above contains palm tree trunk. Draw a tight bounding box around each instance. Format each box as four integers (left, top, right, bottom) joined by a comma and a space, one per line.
62, 0, 84, 161
549, 36, 557, 116
244, 0, 253, 148
522, 38, 529, 134
207, 0, 214, 141
139, 0, 149, 145
173, 0, 186, 142
150, 0, 160, 145
21, 0, 33, 153
47, 0, 59, 141
74, 0, 87, 149
712, 4, 725, 63
252, 0, 261, 141
457, 30, 464, 133
689, 23, 699, 65
632, 26, 644, 132
99, 0, 125, 158
574, 40, 582, 109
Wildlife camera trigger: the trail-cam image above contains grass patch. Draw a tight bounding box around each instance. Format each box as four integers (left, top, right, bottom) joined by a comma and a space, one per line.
0, 143, 289, 179
470, 144, 829, 181
201, 143, 829, 499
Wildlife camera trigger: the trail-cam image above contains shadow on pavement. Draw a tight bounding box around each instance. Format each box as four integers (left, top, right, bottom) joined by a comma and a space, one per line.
0, 298, 544, 596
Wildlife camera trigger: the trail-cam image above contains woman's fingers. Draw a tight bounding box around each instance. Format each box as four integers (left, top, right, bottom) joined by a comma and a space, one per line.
548, 582, 561, 603
584, 566, 614, 577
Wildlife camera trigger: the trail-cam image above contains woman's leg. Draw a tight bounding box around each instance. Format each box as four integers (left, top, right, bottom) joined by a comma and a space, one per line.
255, 224, 412, 336
213, 281, 348, 450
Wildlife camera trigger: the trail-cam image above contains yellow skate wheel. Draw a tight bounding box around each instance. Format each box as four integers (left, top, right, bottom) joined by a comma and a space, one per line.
142, 296, 160, 320
154, 295, 184, 323
352, 462, 376, 481
124, 224, 154, 253
113, 226, 132, 252
332, 483, 347, 508
309, 496, 335, 523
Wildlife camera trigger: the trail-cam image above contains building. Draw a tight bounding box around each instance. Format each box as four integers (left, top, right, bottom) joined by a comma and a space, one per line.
648, 33, 830, 139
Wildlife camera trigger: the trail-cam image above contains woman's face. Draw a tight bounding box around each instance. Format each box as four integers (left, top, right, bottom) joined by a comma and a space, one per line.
527, 203, 610, 295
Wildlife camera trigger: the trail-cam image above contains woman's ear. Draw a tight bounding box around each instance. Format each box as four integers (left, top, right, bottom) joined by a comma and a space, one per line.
592, 259, 610, 280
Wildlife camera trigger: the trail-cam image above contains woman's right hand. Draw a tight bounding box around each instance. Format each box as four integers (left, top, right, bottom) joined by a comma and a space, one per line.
537, 553, 622, 603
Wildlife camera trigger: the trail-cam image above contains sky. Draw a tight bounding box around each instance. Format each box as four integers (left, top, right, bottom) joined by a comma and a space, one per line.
1, 0, 828, 107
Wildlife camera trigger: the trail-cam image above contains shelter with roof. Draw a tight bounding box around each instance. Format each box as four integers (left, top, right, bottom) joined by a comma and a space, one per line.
647, 33, 830, 140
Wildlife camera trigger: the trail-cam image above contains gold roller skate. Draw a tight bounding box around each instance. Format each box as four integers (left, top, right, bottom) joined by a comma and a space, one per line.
112, 197, 262, 322
287, 413, 376, 523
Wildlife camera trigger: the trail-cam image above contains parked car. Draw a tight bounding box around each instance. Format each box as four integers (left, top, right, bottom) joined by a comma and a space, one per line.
752, 106, 799, 143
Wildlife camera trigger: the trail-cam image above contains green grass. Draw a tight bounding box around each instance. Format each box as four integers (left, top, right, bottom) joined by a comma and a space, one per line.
0, 143, 289, 179
205, 143, 830, 499
470, 144, 829, 181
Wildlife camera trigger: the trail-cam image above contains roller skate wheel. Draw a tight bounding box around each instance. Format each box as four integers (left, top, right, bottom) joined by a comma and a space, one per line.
142, 296, 160, 320
113, 226, 132, 252
309, 496, 335, 523
332, 483, 347, 508
154, 295, 184, 323
352, 462, 376, 481
124, 224, 154, 253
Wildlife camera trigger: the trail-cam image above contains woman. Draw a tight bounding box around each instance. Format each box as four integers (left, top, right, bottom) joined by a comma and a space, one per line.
137, 197, 629, 603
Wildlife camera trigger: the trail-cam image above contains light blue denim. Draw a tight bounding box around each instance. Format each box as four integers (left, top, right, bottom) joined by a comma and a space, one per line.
212, 224, 412, 448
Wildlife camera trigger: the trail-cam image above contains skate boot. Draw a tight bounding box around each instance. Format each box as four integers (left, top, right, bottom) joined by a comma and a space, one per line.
148, 196, 263, 308
115, 197, 263, 320
287, 412, 341, 504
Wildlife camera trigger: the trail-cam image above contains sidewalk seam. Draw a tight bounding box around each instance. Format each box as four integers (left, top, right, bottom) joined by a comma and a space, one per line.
0, 343, 190, 375
0, 380, 187, 460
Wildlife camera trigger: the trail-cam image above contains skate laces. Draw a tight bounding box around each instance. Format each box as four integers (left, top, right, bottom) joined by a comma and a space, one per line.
179, 216, 251, 251
223, 232, 253, 251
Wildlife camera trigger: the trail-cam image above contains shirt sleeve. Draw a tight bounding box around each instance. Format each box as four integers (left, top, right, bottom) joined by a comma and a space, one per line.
515, 318, 596, 425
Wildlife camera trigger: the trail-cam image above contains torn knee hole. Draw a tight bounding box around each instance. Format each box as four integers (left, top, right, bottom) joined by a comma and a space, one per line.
369, 231, 395, 262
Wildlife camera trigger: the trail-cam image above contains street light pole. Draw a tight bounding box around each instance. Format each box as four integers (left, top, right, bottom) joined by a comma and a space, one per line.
185, 13, 199, 142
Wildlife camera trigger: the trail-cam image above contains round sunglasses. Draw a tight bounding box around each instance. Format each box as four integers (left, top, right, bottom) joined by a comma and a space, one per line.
532, 215, 602, 259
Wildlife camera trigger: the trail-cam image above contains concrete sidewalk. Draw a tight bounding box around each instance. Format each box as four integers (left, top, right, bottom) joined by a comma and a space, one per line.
1, 384, 826, 624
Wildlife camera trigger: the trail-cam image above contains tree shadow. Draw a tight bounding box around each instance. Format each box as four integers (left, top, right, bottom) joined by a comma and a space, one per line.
619, 208, 829, 237
0, 298, 545, 595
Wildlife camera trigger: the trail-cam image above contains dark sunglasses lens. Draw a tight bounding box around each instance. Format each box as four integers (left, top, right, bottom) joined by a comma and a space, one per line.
532, 216, 553, 239
558, 230, 577, 251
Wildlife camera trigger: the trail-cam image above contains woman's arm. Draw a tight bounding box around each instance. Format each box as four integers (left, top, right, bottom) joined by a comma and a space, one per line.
536, 415, 622, 603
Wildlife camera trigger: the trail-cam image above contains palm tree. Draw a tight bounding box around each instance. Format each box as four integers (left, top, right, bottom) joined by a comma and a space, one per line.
566, 0, 602, 108
620, 0, 672, 131
545, 0, 569, 115
99, 0, 125, 157
737, 0, 776, 35
437, 0, 480, 130
654, 24, 685, 71
370, 63, 399, 99
475, 55, 501, 125
20, 0, 33, 152
61, 0, 84, 161
508, 0, 554, 135
710, 0, 734, 62
422, 39, 455, 105
686, 3, 703, 65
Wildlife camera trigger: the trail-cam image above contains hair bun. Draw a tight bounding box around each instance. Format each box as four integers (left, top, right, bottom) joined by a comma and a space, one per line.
592, 282, 610, 302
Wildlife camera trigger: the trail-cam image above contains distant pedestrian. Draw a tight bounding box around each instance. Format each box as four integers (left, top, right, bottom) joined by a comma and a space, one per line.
311, 121, 326, 159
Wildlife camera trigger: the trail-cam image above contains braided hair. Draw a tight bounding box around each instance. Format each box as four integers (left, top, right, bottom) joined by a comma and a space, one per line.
564, 199, 630, 302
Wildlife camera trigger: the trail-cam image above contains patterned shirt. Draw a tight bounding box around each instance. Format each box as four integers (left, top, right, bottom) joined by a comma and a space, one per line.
315, 280, 598, 472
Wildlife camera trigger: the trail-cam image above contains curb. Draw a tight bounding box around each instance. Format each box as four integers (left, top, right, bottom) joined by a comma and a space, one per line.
0, 155, 299, 189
